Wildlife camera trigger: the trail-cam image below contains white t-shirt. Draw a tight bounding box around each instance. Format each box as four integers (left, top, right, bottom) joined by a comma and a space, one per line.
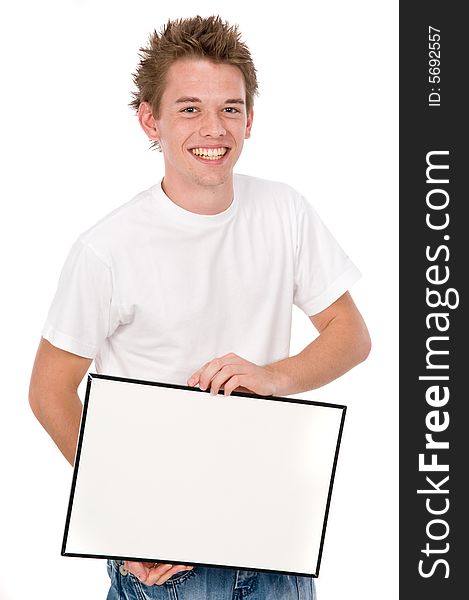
42, 174, 361, 385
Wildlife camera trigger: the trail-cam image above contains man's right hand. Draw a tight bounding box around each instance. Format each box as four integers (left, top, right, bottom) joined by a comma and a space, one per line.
124, 561, 193, 586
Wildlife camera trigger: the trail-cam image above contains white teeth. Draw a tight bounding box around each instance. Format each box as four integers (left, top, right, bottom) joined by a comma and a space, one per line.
191, 147, 228, 159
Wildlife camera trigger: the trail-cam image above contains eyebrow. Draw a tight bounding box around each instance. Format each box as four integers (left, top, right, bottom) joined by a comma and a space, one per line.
175, 96, 245, 105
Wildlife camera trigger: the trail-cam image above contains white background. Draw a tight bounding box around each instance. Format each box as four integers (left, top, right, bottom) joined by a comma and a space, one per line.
0, 1, 398, 599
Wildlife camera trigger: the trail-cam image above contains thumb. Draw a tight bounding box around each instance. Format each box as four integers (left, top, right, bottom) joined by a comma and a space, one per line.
126, 561, 148, 581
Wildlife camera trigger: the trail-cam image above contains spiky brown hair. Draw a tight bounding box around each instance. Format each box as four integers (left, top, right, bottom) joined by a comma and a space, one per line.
130, 15, 258, 141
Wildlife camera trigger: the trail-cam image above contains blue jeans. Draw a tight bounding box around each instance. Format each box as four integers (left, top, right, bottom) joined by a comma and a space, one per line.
106, 561, 316, 600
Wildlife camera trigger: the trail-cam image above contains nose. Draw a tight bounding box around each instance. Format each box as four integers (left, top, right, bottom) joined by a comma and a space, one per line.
199, 111, 226, 137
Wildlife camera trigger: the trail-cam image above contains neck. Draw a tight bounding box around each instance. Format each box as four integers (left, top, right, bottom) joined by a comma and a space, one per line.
161, 173, 234, 215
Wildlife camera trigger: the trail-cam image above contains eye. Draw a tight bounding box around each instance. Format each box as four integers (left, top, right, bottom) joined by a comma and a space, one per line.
223, 107, 240, 114
181, 106, 198, 113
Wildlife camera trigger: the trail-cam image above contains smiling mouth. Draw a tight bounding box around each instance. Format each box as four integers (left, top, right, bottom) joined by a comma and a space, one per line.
190, 147, 229, 161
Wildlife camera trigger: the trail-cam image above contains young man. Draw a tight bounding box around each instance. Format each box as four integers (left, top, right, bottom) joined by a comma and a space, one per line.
29, 15, 370, 600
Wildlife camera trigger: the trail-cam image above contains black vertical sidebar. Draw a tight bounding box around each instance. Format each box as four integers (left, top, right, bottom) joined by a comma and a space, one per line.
400, 2, 466, 598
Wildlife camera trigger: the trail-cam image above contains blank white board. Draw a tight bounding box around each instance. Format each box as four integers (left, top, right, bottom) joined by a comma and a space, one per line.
62, 374, 346, 577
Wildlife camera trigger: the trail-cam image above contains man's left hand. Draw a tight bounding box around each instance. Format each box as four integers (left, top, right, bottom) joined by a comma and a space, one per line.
187, 353, 279, 397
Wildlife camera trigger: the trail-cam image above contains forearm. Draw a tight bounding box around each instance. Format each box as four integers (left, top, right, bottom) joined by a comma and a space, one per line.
188, 294, 370, 398
29, 339, 92, 465
29, 389, 83, 466
268, 313, 371, 396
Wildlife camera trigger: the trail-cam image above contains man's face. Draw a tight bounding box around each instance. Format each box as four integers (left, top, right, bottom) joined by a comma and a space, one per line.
153, 58, 253, 191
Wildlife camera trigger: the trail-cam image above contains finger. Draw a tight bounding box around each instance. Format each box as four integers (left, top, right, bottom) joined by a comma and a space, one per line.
235, 385, 253, 393
149, 564, 191, 586
158, 564, 193, 586
199, 355, 243, 391
145, 563, 175, 586
124, 561, 152, 582
209, 364, 239, 395
187, 362, 210, 387
223, 374, 242, 397
197, 358, 224, 391
188, 354, 244, 388
226, 372, 276, 397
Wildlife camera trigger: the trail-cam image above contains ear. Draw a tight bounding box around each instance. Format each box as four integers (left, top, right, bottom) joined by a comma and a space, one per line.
244, 109, 254, 139
138, 102, 159, 142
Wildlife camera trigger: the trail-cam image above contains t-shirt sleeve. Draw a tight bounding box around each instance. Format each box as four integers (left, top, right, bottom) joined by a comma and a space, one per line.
41, 238, 114, 358
293, 195, 362, 316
